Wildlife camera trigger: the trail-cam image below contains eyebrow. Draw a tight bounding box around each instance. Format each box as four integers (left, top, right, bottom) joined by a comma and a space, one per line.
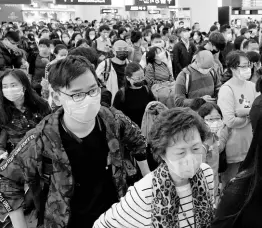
70, 84, 97, 93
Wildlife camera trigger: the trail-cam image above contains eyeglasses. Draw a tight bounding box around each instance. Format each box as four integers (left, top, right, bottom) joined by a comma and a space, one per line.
59, 87, 101, 102
237, 62, 252, 69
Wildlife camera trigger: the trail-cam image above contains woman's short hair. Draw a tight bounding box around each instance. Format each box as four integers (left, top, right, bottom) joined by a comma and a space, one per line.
149, 107, 208, 162
198, 102, 223, 119
54, 44, 67, 55
226, 50, 248, 70
125, 62, 142, 78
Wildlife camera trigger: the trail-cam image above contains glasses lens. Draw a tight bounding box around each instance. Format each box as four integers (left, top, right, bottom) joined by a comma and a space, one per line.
73, 93, 85, 102
89, 87, 100, 97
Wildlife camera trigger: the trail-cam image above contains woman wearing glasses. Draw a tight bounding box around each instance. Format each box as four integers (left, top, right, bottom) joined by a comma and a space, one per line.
217, 51, 258, 188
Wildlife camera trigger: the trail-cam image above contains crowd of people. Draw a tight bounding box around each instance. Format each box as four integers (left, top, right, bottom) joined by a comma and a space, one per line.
0, 16, 261, 228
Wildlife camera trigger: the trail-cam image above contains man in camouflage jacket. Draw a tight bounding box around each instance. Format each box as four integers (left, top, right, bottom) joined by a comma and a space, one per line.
0, 56, 149, 228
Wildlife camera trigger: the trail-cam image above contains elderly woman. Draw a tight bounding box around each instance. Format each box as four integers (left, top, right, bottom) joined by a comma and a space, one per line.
93, 107, 215, 228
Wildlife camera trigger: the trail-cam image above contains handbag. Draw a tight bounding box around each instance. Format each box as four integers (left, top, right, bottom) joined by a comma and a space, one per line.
218, 149, 228, 173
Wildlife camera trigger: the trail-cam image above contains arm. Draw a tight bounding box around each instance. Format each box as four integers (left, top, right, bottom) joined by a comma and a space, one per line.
172, 44, 182, 77
144, 64, 155, 89
95, 61, 106, 83
8, 208, 27, 228
174, 71, 193, 106
139, 53, 147, 69
113, 90, 124, 112
201, 163, 215, 208
218, 86, 249, 129
218, 126, 230, 153
115, 109, 150, 176
0, 133, 41, 226
93, 174, 152, 228
213, 70, 222, 98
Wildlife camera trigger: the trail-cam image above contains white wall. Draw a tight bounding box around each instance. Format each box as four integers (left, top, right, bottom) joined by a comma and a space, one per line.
178, 0, 218, 32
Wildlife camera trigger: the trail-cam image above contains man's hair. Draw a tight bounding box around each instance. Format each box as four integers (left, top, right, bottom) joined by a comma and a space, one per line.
99, 24, 110, 32
226, 50, 248, 70
54, 44, 67, 55
220, 24, 231, 33
39, 38, 52, 47
5, 31, 20, 42
248, 23, 257, 30
243, 39, 258, 50
69, 47, 98, 67
49, 55, 98, 92
118, 27, 127, 36
149, 107, 208, 162
234, 36, 246, 50
131, 30, 142, 44
179, 21, 184, 25
209, 32, 226, 51
151, 33, 162, 42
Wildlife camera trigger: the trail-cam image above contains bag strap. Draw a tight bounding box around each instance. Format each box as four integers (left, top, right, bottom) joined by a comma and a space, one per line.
183, 67, 191, 98
103, 58, 112, 82
37, 155, 53, 226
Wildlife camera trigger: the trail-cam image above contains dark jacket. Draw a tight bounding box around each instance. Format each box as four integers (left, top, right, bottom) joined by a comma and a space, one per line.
211, 170, 252, 228
250, 94, 262, 130
172, 39, 197, 79
0, 42, 23, 73
219, 42, 234, 69
0, 107, 147, 227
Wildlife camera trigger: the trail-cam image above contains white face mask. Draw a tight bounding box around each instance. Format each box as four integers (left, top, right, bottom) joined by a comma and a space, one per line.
166, 153, 202, 179
238, 68, 251, 81
89, 35, 95, 40
3, 87, 24, 102
205, 119, 224, 135
63, 93, 101, 123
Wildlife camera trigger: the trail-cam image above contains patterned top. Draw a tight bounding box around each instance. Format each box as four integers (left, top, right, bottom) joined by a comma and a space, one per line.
93, 163, 214, 228
0, 106, 147, 227
0, 105, 50, 153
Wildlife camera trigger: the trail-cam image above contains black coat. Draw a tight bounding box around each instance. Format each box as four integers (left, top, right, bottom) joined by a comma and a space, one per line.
172, 40, 197, 79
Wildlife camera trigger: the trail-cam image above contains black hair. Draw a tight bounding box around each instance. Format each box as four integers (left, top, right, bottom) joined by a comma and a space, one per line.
209, 32, 226, 51
162, 28, 169, 36
234, 36, 246, 50
69, 47, 98, 68
179, 21, 184, 25
143, 29, 152, 37
39, 38, 52, 47
71, 33, 82, 42
0, 69, 50, 125
248, 23, 257, 30
131, 30, 142, 44
220, 24, 231, 33
146, 46, 161, 65
191, 31, 203, 43
54, 44, 67, 55
85, 28, 96, 40
118, 27, 127, 37
189, 98, 206, 112
198, 102, 223, 119
99, 25, 110, 32
226, 50, 248, 76
75, 38, 91, 47
5, 31, 20, 42
243, 39, 258, 50
151, 33, 161, 42
49, 55, 99, 92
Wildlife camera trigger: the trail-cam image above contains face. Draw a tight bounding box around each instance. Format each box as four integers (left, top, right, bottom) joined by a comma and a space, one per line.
151, 38, 163, 47
244, 32, 251, 39
179, 23, 184, 28
224, 28, 232, 42
204, 109, 221, 123
89, 31, 96, 39
101, 30, 109, 39
38, 44, 50, 57
62, 34, 70, 43
75, 34, 82, 42
181, 31, 190, 40
164, 128, 204, 177
127, 69, 145, 88
41, 31, 50, 39
53, 70, 99, 107
56, 49, 68, 60
194, 23, 200, 31
250, 28, 257, 37
232, 56, 250, 77
2, 74, 23, 90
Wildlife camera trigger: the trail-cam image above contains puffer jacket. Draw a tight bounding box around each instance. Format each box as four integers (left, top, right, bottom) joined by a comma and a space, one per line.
0, 106, 147, 228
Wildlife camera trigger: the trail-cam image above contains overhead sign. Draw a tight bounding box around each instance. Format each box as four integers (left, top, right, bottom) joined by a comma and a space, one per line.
0, 0, 31, 3
0, 4, 23, 21
148, 10, 160, 14
55, 0, 111, 5
101, 9, 118, 14
125, 5, 147, 11
135, 0, 175, 6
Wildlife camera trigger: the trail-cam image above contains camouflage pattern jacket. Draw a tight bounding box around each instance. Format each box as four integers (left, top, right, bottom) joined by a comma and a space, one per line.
0, 106, 147, 227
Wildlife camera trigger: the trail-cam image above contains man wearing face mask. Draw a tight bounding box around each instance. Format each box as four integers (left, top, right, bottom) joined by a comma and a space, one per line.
219, 25, 234, 69
0, 31, 25, 73
96, 40, 130, 102
173, 27, 197, 79
248, 23, 259, 43
174, 50, 221, 107
1, 56, 149, 228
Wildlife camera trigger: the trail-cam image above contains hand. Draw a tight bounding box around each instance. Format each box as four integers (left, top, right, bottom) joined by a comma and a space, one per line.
202, 95, 217, 103
0, 150, 8, 160
99, 55, 106, 61
235, 108, 250, 117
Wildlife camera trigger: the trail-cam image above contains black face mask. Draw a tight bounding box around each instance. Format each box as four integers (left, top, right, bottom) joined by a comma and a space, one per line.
116, 51, 128, 61
133, 80, 145, 87
211, 49, 219, 55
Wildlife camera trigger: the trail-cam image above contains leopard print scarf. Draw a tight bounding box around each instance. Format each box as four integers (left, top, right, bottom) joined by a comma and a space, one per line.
151, 163, 214, 228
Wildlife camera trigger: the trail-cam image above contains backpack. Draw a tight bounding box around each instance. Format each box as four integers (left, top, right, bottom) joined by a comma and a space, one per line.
183, 67, 217, 98
101, 58, 112, 83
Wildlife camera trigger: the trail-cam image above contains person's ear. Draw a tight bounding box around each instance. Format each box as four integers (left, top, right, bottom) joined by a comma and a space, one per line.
52, 90, 62, 106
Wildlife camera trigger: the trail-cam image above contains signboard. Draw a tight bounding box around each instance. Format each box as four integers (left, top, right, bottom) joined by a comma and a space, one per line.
148, 10, 160, 14
135, 0, 175, 6
125, 5, 147, 11
0, 0, 31, 3
56, 0, 111, 5
101, 9, 118, 14
0, 4, 23, 22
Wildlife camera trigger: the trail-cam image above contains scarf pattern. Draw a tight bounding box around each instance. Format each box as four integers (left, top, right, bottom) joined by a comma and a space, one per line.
151, 163, 214, 228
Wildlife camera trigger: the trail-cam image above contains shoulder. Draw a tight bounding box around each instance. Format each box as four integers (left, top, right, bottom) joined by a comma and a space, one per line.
200, 163, 213, 176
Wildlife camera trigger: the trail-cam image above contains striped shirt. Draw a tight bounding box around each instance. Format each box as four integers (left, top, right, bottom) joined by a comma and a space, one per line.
93, 163, 214, 228
145, 62, 173, 89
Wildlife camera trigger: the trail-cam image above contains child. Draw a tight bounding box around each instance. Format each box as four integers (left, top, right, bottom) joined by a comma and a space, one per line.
41, 44, 68, 108
198, 102, 231, 203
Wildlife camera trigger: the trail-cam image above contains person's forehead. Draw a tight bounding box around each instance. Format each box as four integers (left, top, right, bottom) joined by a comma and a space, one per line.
2, 74, 21, 85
